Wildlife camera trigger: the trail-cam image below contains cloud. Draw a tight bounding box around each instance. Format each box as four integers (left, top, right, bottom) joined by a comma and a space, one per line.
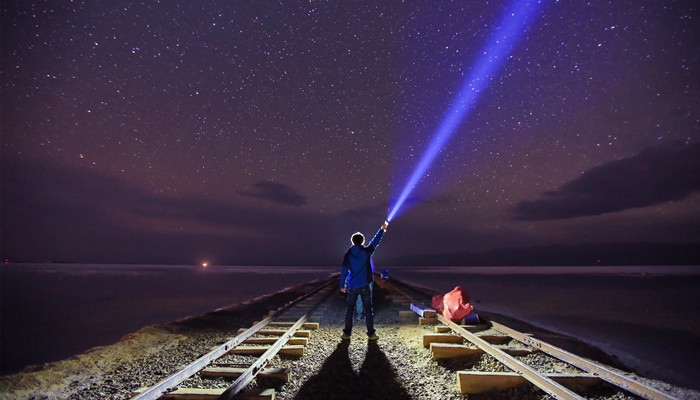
0, 159, 332, 264
513, 143, 700, 220
240, 180, 308, 206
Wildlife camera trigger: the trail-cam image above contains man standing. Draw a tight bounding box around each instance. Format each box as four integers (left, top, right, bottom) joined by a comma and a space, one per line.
340, 221, 388, 340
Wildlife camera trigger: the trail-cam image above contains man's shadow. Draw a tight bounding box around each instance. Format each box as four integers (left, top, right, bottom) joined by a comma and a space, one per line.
294, 341, 411, 400
357, 341, 412, 400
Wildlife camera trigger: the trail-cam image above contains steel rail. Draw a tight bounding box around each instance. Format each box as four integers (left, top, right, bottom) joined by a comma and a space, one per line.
132, 276, 335, 400
383, 279, 581, 398
378, 278, 420, 302
384, 279, 583, 399
218, 285, 334, 399
491, 321, 680, 400
438, 314, 585, 400
371, 277, 679, 399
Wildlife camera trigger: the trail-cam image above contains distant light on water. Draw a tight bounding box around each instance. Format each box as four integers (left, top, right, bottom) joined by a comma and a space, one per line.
387, 0, 548, 222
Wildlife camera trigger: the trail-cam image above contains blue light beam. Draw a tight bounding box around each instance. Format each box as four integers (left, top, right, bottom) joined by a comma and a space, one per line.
387, 0, 547, 222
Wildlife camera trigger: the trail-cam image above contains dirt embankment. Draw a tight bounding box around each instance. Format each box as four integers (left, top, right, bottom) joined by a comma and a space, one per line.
1, 278, 697, 400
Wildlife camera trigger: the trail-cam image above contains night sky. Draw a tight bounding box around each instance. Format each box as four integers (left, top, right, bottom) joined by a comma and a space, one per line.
2, 1, 699, 266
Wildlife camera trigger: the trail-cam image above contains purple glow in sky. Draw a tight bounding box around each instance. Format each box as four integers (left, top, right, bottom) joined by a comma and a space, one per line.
1, 1, 699, 266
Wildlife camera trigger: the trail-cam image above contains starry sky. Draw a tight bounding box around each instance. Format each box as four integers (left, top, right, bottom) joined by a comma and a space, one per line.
2, 1, 699, 266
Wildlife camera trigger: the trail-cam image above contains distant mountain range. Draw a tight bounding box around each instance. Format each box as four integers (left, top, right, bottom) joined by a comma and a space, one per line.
388, 242, 700, 266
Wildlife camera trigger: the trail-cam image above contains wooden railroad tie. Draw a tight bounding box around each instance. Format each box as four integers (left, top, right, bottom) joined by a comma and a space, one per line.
149, 387, 275, 400
201, 366, 291, 383
430, 343, 482, 358
229, 345, 305, 357
243, 337, 308, 346
237, 328, 312, 338
429, 343, 534, 359
423, 333, 464, 347
255, 321, 320, 330
435, 325, 489, 334
458, 371, 602, 394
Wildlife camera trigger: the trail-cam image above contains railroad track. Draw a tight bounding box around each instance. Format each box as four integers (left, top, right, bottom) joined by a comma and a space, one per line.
377, 278, 680, 400
132, 276, 336, 400
129, 274, 680, 400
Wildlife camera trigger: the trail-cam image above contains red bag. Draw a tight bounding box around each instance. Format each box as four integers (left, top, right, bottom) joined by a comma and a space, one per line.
431, 293, 445, 312
442, 286, 473, 322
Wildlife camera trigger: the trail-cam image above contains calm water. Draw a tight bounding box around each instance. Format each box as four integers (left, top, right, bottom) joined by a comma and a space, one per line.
0, 264, 336, 375
1, 264, 699, 390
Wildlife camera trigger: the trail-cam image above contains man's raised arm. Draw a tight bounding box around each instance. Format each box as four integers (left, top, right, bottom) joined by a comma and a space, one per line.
369, 221, 389, 248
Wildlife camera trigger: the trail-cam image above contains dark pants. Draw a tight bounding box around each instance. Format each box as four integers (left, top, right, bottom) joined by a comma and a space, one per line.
344, 285, 374, 335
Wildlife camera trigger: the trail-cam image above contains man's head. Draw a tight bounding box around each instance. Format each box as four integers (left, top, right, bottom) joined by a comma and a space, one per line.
351, 232, 365, 246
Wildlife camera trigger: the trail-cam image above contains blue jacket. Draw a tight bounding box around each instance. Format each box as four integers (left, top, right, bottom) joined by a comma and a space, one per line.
340, 228, 385, 290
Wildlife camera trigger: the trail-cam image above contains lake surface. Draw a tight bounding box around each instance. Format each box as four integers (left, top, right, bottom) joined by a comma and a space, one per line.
1, 264, 699, 390
0, 264, 336, 376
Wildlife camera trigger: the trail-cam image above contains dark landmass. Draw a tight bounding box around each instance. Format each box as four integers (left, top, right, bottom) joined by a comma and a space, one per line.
6, 242, 700, 267
388, 242, 700, 266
